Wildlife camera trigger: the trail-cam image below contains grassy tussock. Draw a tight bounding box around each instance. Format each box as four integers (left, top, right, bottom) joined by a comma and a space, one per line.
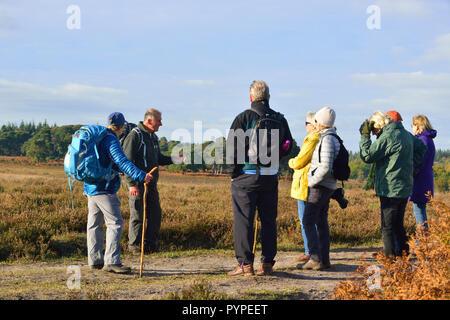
332, 194, 450, 300
166, 279, 228, 300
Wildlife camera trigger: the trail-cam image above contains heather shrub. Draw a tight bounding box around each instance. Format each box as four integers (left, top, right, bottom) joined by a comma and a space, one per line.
332, 194, 450, 300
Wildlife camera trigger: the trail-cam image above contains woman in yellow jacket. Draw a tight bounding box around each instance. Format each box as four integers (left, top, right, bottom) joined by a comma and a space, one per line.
289, 112, 319, 263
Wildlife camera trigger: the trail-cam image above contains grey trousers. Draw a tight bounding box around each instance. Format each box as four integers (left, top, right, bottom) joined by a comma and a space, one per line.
302, 185, 334, 264
128, 183, 162, 251
87, 193, 124, 266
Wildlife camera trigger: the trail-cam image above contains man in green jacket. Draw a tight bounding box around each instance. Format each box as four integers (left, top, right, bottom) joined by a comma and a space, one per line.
359, 111, 426, 258
122, 108, 174, 254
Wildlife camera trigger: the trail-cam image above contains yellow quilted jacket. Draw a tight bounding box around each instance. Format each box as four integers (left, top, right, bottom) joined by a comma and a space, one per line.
288, 131, 319, 201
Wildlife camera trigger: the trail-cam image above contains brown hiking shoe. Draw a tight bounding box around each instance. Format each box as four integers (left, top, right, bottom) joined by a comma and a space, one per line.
301, 258, 321, 270
103, 264, 131, 274
227, 264, 254, 276
256, 263, 274, 276
293, 253, 310, 263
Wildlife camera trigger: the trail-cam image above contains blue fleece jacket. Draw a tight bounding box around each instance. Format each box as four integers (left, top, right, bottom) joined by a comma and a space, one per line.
83, 129, 146, 195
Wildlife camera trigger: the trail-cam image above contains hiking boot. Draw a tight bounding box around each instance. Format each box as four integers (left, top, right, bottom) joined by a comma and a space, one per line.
227, 264, 254, 276
256, 262, 274, 276
293, 253, 310, 263
128, 246, 141, 256
144, 246, 159, 254
320, 262, 331, 270
301, 258, 321, 270
103, 264, 131, 274
89, 264, 104, 270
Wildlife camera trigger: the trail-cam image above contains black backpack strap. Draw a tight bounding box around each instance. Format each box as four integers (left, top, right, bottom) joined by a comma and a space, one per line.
318, 133, 341, 163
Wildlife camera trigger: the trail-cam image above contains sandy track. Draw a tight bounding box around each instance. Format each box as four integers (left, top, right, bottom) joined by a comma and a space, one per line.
0, 247, 380, 300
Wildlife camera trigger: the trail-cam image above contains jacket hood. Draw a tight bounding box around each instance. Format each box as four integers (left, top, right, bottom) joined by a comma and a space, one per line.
419, 129, 437, 139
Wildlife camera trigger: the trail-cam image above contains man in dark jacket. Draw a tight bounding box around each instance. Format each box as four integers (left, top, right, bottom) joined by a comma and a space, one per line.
226, 80, 293, 276
122, 108, 174, 254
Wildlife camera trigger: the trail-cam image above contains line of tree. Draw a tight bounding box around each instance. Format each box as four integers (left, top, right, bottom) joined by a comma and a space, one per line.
0, 122, 448, 191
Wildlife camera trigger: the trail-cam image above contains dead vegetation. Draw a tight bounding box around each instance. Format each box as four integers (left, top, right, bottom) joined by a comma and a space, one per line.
333, 193, 450, 300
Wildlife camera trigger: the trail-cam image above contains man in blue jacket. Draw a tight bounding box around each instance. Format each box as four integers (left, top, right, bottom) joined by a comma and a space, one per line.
84, 112, 153, 274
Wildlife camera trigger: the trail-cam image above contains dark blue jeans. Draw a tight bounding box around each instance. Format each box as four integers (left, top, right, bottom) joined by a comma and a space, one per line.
302, 185, 334, 264
413, 202, 428, 228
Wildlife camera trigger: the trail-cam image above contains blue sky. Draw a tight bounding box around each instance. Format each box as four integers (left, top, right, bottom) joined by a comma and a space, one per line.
0, 0, 449, 151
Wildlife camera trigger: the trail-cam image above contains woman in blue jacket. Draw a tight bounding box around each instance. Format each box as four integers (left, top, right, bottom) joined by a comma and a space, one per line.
84, 112, 153, 274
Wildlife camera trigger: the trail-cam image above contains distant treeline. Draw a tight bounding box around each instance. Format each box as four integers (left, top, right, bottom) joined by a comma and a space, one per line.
0, 122, 448, 191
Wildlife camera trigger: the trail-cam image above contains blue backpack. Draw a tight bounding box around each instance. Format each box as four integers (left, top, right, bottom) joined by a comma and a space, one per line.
64, 125, 113, 208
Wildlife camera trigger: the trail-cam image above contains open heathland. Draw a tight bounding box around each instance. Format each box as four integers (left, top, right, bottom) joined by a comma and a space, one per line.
0, 157, 448, 299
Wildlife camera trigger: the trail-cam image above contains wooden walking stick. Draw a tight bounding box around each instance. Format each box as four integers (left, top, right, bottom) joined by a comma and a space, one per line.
252, 212, 258, 255
139, 166, 158, 278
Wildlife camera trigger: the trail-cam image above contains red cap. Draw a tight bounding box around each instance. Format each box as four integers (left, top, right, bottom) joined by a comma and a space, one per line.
386, 110, 403, 122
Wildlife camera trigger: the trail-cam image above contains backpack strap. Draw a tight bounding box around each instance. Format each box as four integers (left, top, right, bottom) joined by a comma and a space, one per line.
68, 177, 75, 209
318, 133, 341, 163
131, 127, 147, 168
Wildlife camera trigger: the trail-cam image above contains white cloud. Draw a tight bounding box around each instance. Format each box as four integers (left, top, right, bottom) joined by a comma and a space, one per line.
349, 71, 450, 117
351, 71, 450, 89
419, 33, 450, 63
0, 79, 127, 103
0, 79, 129, 124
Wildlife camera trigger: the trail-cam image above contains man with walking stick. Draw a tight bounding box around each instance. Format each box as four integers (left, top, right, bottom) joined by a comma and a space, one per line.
122, 108, 181, 255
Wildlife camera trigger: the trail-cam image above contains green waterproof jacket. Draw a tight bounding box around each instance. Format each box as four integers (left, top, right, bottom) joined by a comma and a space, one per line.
359, 121, 426, 199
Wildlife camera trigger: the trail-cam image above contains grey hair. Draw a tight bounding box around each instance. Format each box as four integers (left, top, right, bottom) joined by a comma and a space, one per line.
144, 108, 161, 121
306, 111, 315, 124
369, 111, 392, 130
249, 80, 270, 102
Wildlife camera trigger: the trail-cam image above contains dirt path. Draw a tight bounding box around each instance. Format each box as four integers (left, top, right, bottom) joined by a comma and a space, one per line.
0, 247, 380, 300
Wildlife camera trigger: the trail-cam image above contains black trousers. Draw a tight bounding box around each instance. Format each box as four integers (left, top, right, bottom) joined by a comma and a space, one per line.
379, 196, 409, 257
128, 183, 162, 251
231, 174, 278, 265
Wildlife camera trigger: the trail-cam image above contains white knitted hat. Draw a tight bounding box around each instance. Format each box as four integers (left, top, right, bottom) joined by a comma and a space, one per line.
315, 107, 336, 127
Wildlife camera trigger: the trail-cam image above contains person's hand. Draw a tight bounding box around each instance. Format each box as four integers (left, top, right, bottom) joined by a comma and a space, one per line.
359, 120, 371, 137
129, 185, 140, 197
143, 172, 154, 183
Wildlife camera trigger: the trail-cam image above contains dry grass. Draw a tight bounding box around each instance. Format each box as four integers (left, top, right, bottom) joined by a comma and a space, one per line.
0, 156, 448, 263
332, 193, 450, 300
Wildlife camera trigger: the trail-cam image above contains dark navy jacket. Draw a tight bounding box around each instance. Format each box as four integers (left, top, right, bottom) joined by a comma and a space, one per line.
409, 129, 437, 203
83, 129, 146, 196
